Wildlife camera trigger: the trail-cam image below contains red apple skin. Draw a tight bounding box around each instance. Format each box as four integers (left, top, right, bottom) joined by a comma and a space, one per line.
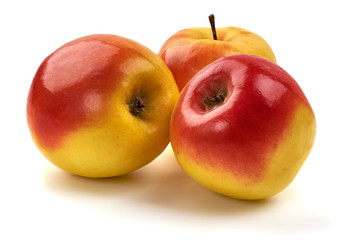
170, 54, 316, 200
159, 27, 276, 91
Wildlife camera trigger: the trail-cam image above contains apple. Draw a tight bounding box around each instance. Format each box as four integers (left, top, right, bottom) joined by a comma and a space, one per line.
170, 54, 316, 200
27, 34, 179, 178
159, 14, 276, 91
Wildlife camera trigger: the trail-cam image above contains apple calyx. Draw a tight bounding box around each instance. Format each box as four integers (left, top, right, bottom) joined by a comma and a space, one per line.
128, 96, 146, 117
204, 93, 226, 110
208, 14, 218, 40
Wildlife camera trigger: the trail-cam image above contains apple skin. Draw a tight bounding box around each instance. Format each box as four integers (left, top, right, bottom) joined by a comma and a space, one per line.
170, 54, 316, 200
27, 34, 179, 178
159, 27, 276, 91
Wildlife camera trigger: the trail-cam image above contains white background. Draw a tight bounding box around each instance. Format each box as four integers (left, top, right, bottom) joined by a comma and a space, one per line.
1, 0, 359, 239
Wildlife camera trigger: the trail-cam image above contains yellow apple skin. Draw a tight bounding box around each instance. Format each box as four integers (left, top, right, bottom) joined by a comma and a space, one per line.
159, 27, 276, 91
27, 34, 179, 178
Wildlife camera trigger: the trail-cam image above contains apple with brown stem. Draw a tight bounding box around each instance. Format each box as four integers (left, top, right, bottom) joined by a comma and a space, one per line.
159, 14, 276, 91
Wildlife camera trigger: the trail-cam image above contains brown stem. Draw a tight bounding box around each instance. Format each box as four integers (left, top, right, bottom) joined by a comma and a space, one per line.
208, 14, 217, 40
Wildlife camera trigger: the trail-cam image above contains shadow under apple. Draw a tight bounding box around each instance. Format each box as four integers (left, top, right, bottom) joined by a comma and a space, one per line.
42, 145, 281, 216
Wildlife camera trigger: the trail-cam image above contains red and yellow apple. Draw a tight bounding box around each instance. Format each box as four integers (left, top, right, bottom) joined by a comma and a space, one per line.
170, 54, 316, 200
27, 34, 179, 178
159, 15, 276, 91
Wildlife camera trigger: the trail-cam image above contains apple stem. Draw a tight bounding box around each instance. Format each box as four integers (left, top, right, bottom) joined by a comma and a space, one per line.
208, 14, 217, 40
